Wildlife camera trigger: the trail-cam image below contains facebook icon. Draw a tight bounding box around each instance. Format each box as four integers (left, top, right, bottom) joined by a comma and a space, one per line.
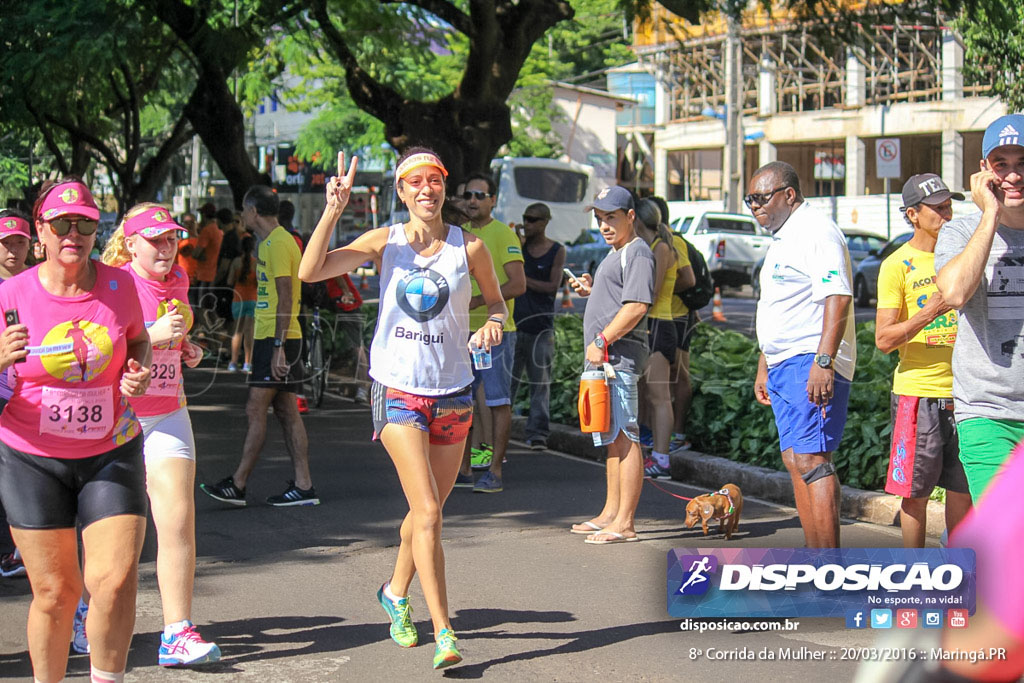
846, 610, 867, 629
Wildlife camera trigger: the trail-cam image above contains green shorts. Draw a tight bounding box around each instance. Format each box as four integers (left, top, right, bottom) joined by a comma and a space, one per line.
956, 417, 1024, 501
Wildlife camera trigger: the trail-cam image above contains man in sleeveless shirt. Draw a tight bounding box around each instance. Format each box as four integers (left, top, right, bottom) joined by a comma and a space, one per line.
511, 203, 565, 450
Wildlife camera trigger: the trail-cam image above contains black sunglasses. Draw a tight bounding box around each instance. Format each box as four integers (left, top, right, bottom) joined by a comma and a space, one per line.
522, 214, 546, 223
48, 218, 99, 237
462, 190, 492, 201
743, 186, 790, 208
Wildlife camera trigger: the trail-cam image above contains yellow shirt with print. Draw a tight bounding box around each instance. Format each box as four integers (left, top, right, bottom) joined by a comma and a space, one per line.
463, 218, 524, 332
254, 226, 303, 340
670, 234, 693, 319
877, 242, 958, 397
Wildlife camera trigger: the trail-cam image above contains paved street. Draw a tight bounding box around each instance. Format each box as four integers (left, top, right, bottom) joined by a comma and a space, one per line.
0, 364, 908, 681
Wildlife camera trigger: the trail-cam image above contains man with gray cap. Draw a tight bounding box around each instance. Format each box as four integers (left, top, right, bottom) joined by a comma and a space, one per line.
875, 173, 972, 547
568, 186, 655, 544
936, 113, 1024, 501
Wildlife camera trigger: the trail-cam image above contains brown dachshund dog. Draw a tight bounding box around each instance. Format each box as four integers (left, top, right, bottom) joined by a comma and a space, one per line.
684, 484, 743, 540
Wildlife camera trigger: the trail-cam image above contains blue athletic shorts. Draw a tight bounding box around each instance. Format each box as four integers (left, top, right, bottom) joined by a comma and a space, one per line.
766, 353, 851, 455
471, 331, 516, 407
592, 370, 640, 447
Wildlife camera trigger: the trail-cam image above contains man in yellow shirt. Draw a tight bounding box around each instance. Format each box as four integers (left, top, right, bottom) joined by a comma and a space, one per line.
201, 185, 317, 508
457, 173, 525, 493
875, 174, 972, 547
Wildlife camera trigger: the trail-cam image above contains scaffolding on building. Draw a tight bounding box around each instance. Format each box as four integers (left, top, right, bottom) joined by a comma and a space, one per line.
634, 7, 992, 123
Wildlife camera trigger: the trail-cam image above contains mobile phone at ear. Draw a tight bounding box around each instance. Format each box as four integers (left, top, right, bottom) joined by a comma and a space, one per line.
4, 309, 25, 363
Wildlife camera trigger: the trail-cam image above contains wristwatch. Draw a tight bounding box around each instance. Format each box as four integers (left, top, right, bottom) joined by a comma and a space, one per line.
814, 353, 833, 369
273, 338, 284, 348
594, 334, 606, 350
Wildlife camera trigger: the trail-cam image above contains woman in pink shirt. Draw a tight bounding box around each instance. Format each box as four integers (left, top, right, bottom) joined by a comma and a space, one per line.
101, 204, 218, 667
0, 179, 152, 683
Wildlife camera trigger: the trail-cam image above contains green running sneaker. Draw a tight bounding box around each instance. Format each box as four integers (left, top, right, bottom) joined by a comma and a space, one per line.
470, 443, 493, 470
432, 628, 462, 669
376, 583, 418, 647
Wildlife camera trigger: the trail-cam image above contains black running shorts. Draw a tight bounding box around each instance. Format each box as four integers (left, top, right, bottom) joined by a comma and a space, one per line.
0, 435, 147, 530
247, 338, 304, 393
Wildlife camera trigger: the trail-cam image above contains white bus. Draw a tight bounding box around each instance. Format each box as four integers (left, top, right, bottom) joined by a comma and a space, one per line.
490, 157, 593, 245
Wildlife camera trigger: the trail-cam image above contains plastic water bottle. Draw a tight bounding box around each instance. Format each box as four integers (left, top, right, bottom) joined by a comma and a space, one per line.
471, 342, 492, 370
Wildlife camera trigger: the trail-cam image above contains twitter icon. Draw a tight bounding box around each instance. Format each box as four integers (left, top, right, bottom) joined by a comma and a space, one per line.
871, 609, 892, 629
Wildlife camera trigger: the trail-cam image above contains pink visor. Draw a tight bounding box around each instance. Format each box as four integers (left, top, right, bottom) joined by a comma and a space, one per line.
39, 181, 100, 221
123, 206, 183, 239
0, 216, 31, 239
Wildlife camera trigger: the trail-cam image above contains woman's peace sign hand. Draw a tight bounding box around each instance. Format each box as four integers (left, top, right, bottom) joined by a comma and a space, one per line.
326, 152, 360, 211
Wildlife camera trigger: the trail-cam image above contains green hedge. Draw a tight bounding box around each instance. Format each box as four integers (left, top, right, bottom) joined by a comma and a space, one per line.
358, 305, 899, 491
686, 323, 897, 490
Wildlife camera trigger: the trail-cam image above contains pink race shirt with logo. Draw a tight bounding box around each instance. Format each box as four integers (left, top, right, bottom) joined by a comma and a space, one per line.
0, 263, 144, 458
123, 263, 192, 417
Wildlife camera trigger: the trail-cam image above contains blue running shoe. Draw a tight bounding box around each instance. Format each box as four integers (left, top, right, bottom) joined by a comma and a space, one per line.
473, 471, 503, 493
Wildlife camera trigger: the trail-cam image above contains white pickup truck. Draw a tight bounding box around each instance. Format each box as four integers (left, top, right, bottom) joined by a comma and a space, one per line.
669, 210, 771, 288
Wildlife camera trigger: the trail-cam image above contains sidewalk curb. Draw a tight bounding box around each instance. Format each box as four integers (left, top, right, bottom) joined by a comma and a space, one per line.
512, 417, 948, 537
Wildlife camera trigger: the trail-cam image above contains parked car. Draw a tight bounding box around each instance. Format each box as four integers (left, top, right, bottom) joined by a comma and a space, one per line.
853, 232, 912, 306
670, 211, 770, 288
564, 228, 610, 276
843, 230, 889, 269
751, 229, 891, 299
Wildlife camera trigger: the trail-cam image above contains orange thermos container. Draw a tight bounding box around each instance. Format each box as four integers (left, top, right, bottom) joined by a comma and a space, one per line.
578, 370, 610, 433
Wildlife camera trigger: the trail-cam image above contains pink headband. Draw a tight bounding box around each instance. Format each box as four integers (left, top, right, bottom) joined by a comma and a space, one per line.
397, 153, 448, 180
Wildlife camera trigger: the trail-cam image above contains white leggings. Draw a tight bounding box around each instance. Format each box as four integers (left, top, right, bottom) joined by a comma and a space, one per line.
139, 407, 196, 463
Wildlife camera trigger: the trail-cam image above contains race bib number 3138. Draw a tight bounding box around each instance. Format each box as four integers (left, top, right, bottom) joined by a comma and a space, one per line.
40, 386, 114, 439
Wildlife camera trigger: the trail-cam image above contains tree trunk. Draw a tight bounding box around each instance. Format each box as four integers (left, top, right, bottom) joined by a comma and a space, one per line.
184, 68, 263, 209
383, 94, 512, 184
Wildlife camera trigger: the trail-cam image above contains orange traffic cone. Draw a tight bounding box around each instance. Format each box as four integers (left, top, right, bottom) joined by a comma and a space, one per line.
360, 273, 369, 291
561, 283, 573, 309
711, 287, 727, 322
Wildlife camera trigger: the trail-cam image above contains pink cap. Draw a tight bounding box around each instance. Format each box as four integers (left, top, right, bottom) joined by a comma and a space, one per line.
123, 206, 182, 239
0, 216, 31, 239
39, 181, 100, 221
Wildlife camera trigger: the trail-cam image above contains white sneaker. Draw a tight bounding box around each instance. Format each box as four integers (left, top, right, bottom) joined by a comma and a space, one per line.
355, 386, 369, 404
242, 362, 252, 373
72, 600, 89, 654
158, 621, 221, 667
227, 362, 239, 372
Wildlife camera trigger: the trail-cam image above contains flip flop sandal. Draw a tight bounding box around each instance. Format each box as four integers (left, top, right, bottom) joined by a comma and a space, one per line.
570, 521, 603, 535
585, 531, 639, 545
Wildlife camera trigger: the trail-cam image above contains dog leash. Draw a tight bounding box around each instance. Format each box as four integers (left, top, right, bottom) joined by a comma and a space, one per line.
645, 477, 694, 502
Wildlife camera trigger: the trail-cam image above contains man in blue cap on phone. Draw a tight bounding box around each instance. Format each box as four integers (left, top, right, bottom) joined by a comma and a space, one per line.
936, 113, 1024, 501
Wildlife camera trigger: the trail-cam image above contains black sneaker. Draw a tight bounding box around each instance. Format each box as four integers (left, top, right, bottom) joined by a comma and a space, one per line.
199, 476, 247, 507
267, 481, 320, 507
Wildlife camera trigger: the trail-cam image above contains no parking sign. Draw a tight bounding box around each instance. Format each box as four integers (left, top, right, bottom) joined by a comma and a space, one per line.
875, 138, 901, 179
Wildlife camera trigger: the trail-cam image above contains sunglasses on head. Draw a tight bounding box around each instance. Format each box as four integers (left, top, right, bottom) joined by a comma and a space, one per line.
522, 214, 546, 223
48, 218, 99, 236
462, 190, 492, 201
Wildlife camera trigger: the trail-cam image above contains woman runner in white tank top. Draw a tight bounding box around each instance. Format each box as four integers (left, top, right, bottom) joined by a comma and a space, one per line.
299, 148, 505, 670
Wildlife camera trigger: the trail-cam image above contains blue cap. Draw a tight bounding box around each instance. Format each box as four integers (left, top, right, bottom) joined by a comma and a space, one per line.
983, 114, 1024, 158
585, 185, 635, 213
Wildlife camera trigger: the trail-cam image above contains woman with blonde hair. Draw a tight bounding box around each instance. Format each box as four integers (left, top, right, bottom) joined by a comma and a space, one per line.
100, 203, 220, 666
300, 148, 505, 670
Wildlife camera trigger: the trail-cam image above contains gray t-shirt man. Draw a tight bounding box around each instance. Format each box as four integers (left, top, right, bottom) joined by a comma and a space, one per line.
582, 236, 655, 374
935, 212, 1024, 422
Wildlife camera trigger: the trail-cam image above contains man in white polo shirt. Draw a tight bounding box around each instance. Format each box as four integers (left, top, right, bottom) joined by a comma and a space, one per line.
750, 161, 856, 548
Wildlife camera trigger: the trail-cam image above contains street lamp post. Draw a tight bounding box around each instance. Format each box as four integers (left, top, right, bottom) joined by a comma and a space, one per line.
722, 10, 744, 213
